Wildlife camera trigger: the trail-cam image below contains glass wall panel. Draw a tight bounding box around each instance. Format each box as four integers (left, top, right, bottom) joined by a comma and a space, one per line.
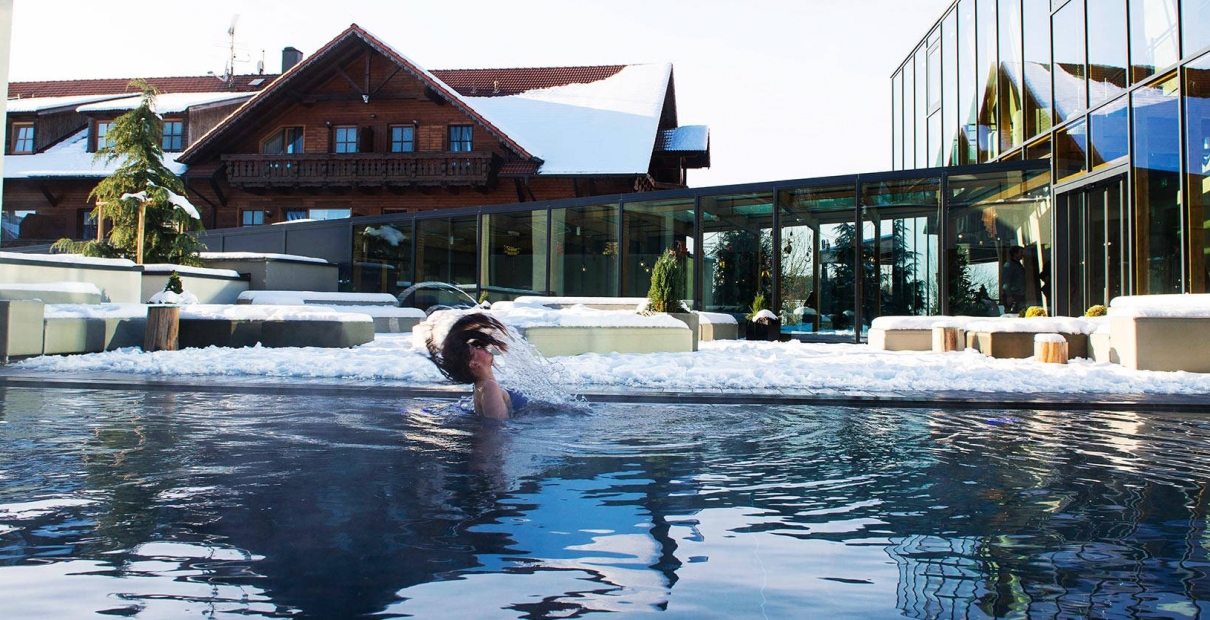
1052, 0, 1086, 124
1130, 0, 1180, 84
1026, 136, 1051, 160
1087, 0, 1128, 108
998, 0, 1024, 152
861, 178, 941, 322
1184, 0, 1210, 57
928, 35, 943, 114
904, 60, 916, 168
1054, 119, 1088, 180
1089, 96, 1129, 168
947, 169, 1052, 314
550, 204, 619, 298
916, 48, 929, 167
893, 71, 903, 170
352, 221, 412, 294
943, 10, 959, 165
929, 112, 943, 167
622, 198, 695, 304
1187, 53, 1210, 293
416, 216, 478, 290
778, 186, 857, 334
481, 210, 548, 300
977, 0, 1000, 161
958, 0, 978, 164
1022, 0, 1052, 140
701, 192, 774, 316
1132, 74, 1182, 293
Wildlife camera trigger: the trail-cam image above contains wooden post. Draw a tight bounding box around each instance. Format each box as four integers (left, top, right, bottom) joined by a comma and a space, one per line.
144, 305, 180, 352
135, 202, 146, 264
932, 326, 965, 352
1034, 334, 1068, 364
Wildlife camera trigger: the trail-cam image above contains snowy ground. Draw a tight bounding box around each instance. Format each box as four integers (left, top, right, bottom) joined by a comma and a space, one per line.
11, 334, 1210, 397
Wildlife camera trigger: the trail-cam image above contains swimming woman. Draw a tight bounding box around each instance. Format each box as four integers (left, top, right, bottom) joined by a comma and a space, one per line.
426, 312, 525, 419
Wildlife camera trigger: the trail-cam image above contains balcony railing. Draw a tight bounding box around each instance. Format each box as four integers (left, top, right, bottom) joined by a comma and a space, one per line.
222, 152, 494, 189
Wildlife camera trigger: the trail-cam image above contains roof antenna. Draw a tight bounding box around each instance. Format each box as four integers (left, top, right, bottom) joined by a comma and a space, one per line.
223, 14, 240, 86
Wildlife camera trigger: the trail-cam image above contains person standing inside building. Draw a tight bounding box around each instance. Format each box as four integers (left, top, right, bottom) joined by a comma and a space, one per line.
1000, 246, 1027, 314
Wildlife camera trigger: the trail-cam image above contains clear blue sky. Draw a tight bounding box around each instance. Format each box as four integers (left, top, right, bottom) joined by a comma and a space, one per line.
9, 0, 953, 187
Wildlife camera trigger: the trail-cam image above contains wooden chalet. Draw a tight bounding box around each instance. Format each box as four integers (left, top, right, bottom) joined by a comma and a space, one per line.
3, 24, 709, 246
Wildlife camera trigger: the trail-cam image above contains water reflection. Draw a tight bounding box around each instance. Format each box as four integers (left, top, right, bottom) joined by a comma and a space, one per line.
1, 388, 1209, 618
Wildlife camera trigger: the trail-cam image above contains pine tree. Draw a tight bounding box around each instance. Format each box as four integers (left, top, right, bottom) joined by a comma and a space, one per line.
52, 80, 205, 265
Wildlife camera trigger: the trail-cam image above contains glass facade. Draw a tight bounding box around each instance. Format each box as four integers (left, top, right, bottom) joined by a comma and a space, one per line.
893, 0, 1210, 302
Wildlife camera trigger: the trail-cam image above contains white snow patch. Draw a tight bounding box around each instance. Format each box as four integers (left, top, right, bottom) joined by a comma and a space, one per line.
199, 252, 330, 265
0, 251, 137, 268
1109, 294, 1210, 318
3, 129, 185, 179
141, 263, 241, 278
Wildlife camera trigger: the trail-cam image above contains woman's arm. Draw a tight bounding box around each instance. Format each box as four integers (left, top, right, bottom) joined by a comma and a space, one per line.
476, 380, 511, 420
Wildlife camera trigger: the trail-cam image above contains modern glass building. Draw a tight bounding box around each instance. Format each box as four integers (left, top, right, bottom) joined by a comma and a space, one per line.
200, 159, 1049, 341
892, 0, 1210, 315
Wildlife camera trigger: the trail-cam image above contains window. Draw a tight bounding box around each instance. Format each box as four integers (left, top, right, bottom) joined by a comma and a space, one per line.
162, 120, 184, 151
242, 210, 266, 226
284, 209, 309, 221
281, 208, 350, 222
11, 123, 34, 154
1, 209, 35, 241
262, 126, 304, 154
81, 210, 98, 241
334, 126, 358, 153
449, 125, 473, 152
94, 121, 114, 151
390, 125, 415, 152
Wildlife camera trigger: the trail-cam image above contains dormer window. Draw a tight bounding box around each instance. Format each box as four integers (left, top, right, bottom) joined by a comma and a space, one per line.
162, 120, 184, 151
262, 126, 304, 154
334, 126, 358, 153
449, 125, 473, 152
11, 123, 34, 154
94, 121, 114, 152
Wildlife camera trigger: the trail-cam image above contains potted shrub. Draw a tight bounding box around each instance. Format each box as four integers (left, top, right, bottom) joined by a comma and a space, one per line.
745, 292, 780, 341
645, 250, 698, 351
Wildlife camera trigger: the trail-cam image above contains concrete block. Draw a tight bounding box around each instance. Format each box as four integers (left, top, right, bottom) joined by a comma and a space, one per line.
0, 287, 102, 305
868, 327, 933, 351
518, 325, 692, 357
260, 320, 375, 348
0, 300, 45, 362
179, 318, 264, 349
967, 331, 1089, 359
1110, 316, 1210, 373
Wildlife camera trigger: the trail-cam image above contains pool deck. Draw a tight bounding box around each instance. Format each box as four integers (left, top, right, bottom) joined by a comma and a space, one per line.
3, 369, 1209, 413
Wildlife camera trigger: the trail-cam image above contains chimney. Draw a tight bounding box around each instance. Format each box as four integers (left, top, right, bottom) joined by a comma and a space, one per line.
282, 47, 303, 73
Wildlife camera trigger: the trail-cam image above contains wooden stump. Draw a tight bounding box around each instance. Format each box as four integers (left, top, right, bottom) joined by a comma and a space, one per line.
1034, 334, 1068, 364
932, 326, 965, 352
144, 305, 180, 352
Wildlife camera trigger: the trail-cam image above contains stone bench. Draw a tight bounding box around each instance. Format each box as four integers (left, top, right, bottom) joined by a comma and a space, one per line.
1107, 294, 1210, 372
964, 317, 1099, 360
237, 291, 419, 333
868, 316, 975, 352
516, 325, 693, 357
698, 312, 738, 341
180, 305, 375, 349
0, 300, 46, 361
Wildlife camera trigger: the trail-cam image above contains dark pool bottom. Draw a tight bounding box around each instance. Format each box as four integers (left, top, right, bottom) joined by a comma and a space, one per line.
1, 385, 1209, 619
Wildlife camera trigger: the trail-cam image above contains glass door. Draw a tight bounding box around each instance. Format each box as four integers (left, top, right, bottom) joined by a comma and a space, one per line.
1056, 175, 1127, 316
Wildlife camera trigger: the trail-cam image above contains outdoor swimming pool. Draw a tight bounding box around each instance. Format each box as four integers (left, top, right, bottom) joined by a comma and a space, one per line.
1, 386, 1208, 619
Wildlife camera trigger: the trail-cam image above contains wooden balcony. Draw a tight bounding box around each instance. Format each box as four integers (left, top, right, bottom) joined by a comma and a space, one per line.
221, 152, 494, 189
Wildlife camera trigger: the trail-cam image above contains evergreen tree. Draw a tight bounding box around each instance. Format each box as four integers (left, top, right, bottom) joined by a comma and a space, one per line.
53, 80, 205, 265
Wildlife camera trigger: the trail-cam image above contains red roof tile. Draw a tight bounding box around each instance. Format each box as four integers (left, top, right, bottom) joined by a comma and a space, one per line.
430, 66, 626, 97
7, 75, 278, 99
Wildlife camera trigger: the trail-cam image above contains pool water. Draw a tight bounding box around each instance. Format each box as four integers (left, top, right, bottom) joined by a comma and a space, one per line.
1, 386, 1209, 619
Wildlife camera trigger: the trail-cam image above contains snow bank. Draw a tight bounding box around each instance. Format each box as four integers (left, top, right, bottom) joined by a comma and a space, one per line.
870, 316, 974, 330
237, 291, 399, 305
142, 264, 241, 278
199, 252, 330, 265
965, 317, 1099, 334
0, 252, 136, 268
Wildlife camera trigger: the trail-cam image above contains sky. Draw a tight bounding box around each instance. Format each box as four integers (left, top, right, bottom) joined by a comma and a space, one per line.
6, 0, 954, 188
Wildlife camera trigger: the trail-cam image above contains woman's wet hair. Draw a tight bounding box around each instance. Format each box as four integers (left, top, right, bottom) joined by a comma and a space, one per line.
427, 313, 511, 384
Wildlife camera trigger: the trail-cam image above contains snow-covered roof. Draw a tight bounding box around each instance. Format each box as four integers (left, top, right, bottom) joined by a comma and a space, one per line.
5, 94, 126, 114
470, 63, 672, 175
2, 129, 186, 179
75, 92, 255, 114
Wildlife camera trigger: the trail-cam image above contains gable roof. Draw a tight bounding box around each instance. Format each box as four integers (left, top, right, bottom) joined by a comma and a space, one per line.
178, 24, 538, 165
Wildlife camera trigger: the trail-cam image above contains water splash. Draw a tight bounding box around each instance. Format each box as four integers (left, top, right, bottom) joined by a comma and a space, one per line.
494, 325, 587, 413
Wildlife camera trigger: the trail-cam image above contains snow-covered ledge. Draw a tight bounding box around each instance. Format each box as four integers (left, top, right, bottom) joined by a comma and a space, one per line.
141, 264, 248, 304
1108, 294, 1210, 372
964, 316, 1100, 359
868, 316, 976, 352
0, 252, 142, 303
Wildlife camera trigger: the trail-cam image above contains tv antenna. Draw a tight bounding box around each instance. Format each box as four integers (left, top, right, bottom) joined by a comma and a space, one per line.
223, 14, 240, 83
